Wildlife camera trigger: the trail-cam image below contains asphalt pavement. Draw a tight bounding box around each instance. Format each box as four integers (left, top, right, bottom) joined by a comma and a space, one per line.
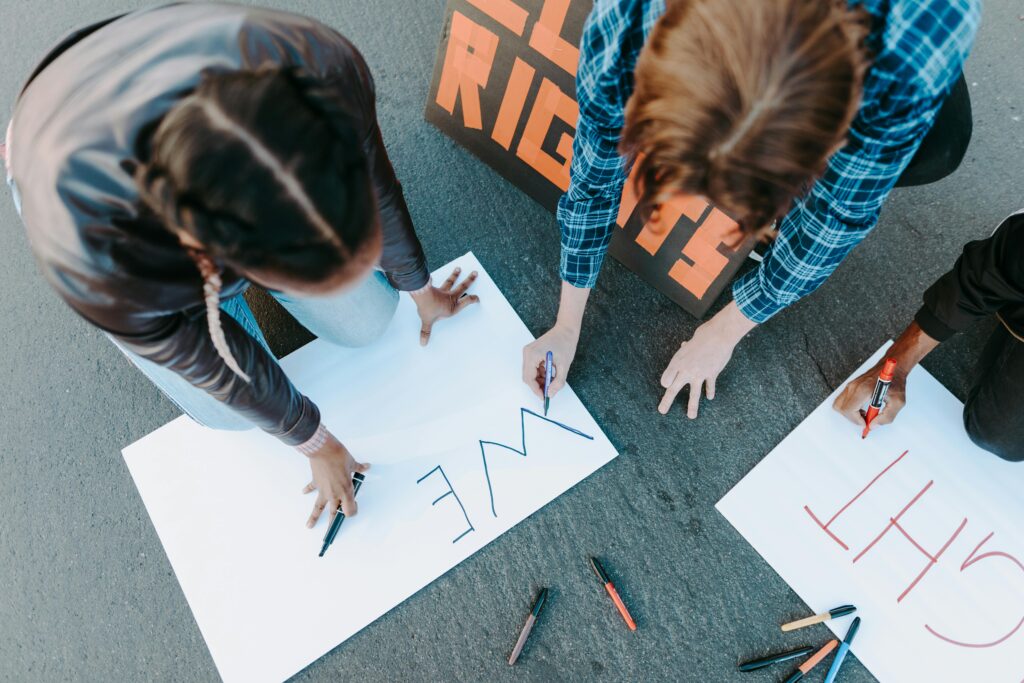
1, 1, 1021, 681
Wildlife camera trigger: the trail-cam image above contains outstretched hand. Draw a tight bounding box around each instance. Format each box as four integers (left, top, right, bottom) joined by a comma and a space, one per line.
411, 267, 480, 346
657, 301, 756, 419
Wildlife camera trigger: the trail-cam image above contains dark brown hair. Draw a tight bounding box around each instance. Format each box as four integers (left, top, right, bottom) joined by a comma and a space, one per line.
622, 0, 869, 232
136, 68, 381, 379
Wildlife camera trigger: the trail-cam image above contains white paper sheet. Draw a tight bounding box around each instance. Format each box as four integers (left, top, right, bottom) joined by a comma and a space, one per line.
122, 253, 618, 683
717, 344, 1024, 682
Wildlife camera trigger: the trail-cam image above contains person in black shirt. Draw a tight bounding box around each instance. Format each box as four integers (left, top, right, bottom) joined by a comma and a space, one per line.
834, 211, 1024, 462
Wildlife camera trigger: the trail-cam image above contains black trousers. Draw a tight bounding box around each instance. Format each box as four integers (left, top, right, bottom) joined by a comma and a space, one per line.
963, 323, 1024, 462
895, 74, 972, 188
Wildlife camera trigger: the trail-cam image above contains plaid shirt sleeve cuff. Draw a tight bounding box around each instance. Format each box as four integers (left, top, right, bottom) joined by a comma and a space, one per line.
732, 269, 786, 324
559, 248, 603, 289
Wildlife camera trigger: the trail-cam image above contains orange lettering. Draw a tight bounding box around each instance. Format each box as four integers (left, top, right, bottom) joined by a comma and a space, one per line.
635, 196, 709, 256
492, 58, 535, 150
528, 0, 580, 77
616, 165, 640, 228
436, 12, 499, 130
466, 0, 529, 36
516, 78, 578, 191
667, 208, 738, 298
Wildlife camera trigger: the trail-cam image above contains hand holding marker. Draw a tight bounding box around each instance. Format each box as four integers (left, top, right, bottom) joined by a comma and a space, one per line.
318, 472, 364, 557
862, 358, 897, 438
543, 351, 554, 416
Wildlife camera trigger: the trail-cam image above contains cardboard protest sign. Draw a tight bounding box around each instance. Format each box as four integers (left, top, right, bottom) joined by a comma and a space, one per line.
424, 0, 754, 317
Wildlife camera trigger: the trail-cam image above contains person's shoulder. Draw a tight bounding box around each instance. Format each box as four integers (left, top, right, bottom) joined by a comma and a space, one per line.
235, 6, 359, 69
886, 0, 980, 47
578, 0, 659, 119
582, 0, 658, 59
878, 0, 980, 94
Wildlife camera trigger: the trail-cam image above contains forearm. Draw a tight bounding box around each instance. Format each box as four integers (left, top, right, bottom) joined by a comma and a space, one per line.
555, 280, 591, 333
884, 320, 941, 377
365, 120, 429, 291
117, 313, 320, 445
715, 300, 759, 343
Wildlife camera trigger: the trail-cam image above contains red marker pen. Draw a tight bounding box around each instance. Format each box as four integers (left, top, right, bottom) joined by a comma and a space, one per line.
590, 557, 637, 631
862, 358, 897, 439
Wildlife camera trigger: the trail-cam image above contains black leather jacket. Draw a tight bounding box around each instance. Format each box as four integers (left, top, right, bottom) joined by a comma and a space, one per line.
8, 4, 429, 445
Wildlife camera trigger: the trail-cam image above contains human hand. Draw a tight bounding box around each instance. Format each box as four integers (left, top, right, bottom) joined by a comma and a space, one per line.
833, 360, 908, 429
410, 267, 480, 346
658, 301, 756, 418
522, 323, 580, 399
302, 432, 370, 528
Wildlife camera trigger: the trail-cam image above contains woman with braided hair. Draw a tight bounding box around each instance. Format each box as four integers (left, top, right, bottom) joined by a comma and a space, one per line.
5, 5, 478, 527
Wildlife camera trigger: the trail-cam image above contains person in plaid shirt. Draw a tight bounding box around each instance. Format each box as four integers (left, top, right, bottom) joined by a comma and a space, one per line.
522, 0, 980, 418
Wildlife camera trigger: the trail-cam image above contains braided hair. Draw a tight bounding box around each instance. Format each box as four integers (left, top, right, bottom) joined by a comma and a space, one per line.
135, 68, 380, 381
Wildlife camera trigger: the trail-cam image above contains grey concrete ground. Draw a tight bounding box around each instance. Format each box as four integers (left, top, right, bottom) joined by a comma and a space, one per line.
1, 1, 1021, 681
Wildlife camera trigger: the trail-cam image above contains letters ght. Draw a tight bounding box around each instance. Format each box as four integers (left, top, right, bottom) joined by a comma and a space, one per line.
805, 449, 1024, 650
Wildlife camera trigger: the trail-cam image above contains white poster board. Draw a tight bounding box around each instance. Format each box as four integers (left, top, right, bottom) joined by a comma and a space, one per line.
718, 345, 1024, 682
122, 253, 617, 683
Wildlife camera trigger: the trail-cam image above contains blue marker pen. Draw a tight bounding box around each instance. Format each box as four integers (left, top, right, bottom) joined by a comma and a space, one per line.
543, 351, 554, 416
823, 616, 861, 683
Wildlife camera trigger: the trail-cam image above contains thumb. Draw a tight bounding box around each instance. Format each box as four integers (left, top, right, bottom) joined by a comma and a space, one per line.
353, 461, 371, 474
419, 320, 433, 346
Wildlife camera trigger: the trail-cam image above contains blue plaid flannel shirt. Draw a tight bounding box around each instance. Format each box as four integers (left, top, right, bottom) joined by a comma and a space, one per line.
558, 0, 981, 323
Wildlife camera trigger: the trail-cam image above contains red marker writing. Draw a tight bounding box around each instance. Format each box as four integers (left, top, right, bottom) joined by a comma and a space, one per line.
862, 358, 897, 439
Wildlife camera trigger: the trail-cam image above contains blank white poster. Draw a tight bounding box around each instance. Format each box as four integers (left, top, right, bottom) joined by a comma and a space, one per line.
717, 345, 1024, 682
122, 253, 618, 683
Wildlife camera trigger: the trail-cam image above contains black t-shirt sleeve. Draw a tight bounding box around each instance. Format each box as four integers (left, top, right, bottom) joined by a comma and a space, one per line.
915, 213, 1024, 341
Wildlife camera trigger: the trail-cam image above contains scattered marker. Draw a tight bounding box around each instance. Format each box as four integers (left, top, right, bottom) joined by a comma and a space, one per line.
738, 645, 816, 672
823, 617, 861, 683
589, 557, 637, 631
508, 588, 548, 665
781, 604, 856, 632
783, 639, 838, 683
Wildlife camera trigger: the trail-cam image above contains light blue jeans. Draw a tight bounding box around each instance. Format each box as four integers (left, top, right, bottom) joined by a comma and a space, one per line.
111, 272, 399, 430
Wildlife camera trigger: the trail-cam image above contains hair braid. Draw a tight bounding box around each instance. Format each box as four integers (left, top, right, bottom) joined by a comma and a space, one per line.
189, 248, 252, 384
136, 163, 253, 383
